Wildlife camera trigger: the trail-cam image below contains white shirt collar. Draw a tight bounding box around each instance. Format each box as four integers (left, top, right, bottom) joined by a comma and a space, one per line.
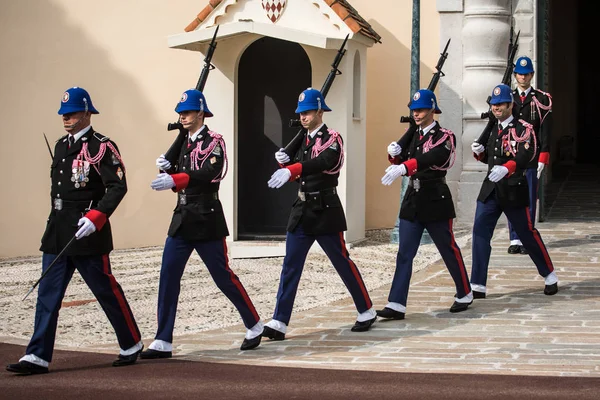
499, 115, 514, 129
420, 121, 436, 135
308, 123, 325, 138
70, 125, 92, 143
189, 125, 207, 142
519, 87, 532, 97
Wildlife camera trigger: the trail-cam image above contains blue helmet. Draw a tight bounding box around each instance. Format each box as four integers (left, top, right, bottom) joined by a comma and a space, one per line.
58, 87, 99, 115
489, 84, 514, 105
514, 56, 534, 74
175, 89, 213, 117
295, 88, 332, 113
409, 89, 442, 114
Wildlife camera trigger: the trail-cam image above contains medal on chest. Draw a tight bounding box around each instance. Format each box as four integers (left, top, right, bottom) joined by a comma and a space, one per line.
71, 154, 90, 188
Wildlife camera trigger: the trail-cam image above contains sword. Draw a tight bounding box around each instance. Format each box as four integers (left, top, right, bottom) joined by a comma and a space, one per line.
43, 132, 54, 159
22, 235, 76, 301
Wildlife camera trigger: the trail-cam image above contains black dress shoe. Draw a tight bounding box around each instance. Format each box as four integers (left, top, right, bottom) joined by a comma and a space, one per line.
519, 245, 529, 255
240, 335, 261, 351
449, 300, 472, 313
112, 347, 143, 367
140, 349, 172, 359
261, 326, 285, 341
6, 361, 49, 375
507, 245, 521, 254
351, 316, 377, 332
544, 283, 558, 296
376, 307, 405, 320
473, 290, 486, 299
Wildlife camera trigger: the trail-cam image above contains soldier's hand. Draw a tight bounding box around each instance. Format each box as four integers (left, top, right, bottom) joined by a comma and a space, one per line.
387, 142, 402, 157
151, 173, 175, 191
488, 165, 509, 182
75, 217, 96, 240
268, 168, 292, 189
471, 142, 485, 155
156, 154, 172, 171
381, 164, 407, 186
537, 162, 545, 179
275, 148, 290, 164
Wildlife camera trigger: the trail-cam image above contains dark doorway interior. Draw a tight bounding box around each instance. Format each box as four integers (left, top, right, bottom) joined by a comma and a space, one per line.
237, 37, 311, 239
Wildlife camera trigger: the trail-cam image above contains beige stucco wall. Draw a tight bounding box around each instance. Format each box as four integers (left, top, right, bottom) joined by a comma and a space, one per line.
0, 0, 439, 257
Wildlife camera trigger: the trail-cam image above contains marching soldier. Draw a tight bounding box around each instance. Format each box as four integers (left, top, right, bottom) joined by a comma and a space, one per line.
142, 89, 263, 358
470, 84, 558, 297
378, 89, 473, 320
7, 87, 143, 375
262, 88, 377, 340
507, 56, 553, 255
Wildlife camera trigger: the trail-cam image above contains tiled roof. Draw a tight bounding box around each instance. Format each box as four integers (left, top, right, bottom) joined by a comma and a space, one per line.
184, 0, 382, 43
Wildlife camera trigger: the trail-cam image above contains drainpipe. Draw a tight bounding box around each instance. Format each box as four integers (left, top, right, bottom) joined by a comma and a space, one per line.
392, 0, 432, 244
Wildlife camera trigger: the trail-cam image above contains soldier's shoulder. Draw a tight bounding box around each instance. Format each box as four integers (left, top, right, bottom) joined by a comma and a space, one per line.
56, 134, 68, 143
92, 131, 111, 142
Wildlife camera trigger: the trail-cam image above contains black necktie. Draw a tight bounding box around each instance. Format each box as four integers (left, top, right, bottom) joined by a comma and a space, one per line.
68, 136, 74, 148
520, 92, 526, 102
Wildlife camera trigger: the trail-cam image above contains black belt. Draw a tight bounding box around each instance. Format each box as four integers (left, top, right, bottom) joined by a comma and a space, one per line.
298, 187, 336, 201
52, 199, 97, 211
407, 177, 446, 192
178, 192, 218, 205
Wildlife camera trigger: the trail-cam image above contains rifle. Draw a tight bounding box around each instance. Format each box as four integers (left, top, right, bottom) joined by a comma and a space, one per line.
164, 25, 220, 163
476, 28, 520, 144
284, 34, 349, 154
396, 38, 450, 145
43, 132, 54, 159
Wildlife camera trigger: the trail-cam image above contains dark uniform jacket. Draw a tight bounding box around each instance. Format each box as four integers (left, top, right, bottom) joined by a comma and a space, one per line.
166, 125, 229, 241
512, 87, 552, 168
281, 124, 346, 235
40, 127, 127, 256
476, 117, 536, 208
393, 121, 456, 223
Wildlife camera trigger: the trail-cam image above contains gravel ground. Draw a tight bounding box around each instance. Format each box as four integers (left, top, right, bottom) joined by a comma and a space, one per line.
0, 227, 471, 349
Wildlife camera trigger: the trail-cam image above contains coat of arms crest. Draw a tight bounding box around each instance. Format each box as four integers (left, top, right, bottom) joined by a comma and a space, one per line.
262, 0, 287, 23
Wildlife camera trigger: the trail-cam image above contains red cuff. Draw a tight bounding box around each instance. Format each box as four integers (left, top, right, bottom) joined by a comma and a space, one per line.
503, 160, 517, 176
171, 173, 190, 191
473, 152, 484, 162
539, 152, 550, 165
85, 209, 108, 231
286, 163, 302, 181
388, 154, 401, 165
403, 158, 418, 176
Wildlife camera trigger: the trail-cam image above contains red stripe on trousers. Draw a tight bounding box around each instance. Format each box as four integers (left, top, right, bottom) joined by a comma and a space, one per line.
524, 207, 554, 271
448, 219, 471, 293
222, 238, 260, 321
338, 232, 372, 308
103, 254, 140, 343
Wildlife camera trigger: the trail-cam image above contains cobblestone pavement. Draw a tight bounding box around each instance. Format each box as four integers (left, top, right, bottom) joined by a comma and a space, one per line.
3, 221, 598, 378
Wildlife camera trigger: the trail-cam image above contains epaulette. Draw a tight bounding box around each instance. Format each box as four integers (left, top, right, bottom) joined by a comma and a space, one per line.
57, 134, 68, 143
93, 131, 110, 142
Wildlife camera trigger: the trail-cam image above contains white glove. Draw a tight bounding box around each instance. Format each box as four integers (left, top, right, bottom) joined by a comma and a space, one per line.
381, 164, 407, 186
75, 217, 96, 240
537, 162, 545, 178
471, 142, 485, 155
156, 154, 171, 171
488, 165, 509, 182
387, 142, 402, 157
267, 168, 292, 189
151, 173, 175, 191
275, 148, 290, 164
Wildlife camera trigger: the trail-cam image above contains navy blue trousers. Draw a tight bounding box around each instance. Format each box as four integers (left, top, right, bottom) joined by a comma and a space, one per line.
508, 167, 538, 241
471, 193, 554, 287
155, 235, 260, 343
273, 227, 373, 325
388, 218, 471, 306
26, 253, 141, 362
